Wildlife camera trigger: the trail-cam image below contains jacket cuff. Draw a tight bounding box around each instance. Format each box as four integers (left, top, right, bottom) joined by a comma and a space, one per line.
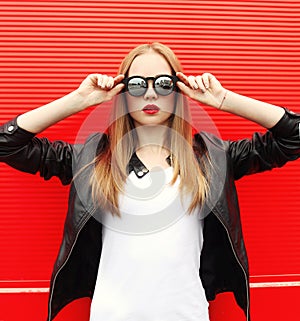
269, 108, 300, 139
0, 116, 36, 146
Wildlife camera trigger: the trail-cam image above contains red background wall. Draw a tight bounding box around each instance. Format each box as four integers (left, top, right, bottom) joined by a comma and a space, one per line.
0, 1, 300, 320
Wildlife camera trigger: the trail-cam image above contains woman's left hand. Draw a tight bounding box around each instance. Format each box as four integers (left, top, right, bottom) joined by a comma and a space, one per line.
176, 72, 227, 109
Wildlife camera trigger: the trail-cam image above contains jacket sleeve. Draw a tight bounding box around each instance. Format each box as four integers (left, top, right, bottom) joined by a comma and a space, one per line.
0, 117, 73, 185
228, 108, 300, 180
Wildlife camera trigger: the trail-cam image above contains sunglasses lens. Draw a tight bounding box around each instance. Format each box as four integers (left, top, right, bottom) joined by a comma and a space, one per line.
127, 78, 147, 96
154, 76, 175, 96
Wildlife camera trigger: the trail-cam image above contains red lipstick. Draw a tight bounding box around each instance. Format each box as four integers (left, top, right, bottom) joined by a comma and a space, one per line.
142, 104, 160, 114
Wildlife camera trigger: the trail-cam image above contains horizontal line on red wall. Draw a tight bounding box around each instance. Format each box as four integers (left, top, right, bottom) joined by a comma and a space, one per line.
2, 52, 300, 59
1, 17, 299, 23
1, 48, 300, 54
2, 14, 296, 20
250, 281, 300, 288
0, 0, 297, 5
1, 5, 299, 12
0, 287, 49, 293
1, 72, 300, 78
1, 282, 300, 293
0, 87, 299, 93
1, 275, 300, 287
1, 62, 300, 68
0, 5, 299, 13
1, 29, 300, 35
1, 38, 300, 45
1, 39, 300, 45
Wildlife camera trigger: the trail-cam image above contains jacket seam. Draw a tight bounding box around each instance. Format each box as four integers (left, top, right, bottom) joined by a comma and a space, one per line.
212, 207, 250, 320
47, 208, 95, 321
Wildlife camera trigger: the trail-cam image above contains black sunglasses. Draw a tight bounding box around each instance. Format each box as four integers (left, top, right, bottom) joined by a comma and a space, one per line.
122, 74, 178, 97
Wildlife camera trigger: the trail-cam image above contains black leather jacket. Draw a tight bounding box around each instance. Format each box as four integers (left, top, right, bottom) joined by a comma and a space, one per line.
0, 109, 299, 321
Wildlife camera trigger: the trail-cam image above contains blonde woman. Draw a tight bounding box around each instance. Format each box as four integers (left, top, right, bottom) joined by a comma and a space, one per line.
0, 42, 299, 321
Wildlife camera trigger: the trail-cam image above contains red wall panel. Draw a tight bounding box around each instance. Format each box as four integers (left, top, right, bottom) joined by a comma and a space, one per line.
0, 1, 300, 320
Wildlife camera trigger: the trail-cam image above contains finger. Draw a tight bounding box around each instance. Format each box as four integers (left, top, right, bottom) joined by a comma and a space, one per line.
195, 75, 206, 93
202, 73, 213, 89
114, 74, 125, 84
176, 72, 189, 86
187, 76, 199, 90
109, 83, 125, 96
177, 81, 194, 96
99, 75, 110, 89
86, 73, 99, 85
107, 76, 114, 89
97, 74, 104, 87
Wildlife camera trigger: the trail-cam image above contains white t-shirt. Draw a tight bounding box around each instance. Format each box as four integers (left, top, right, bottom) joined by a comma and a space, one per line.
89, 167, 209, 321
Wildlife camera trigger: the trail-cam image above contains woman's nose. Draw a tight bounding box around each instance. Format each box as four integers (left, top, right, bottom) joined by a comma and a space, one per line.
143, 82, 158, 100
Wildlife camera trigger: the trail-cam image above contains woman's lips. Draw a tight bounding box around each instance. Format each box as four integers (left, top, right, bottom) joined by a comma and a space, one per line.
142, 104, 160, 114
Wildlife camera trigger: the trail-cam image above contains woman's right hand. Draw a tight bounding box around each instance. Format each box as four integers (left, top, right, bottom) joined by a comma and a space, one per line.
75, 74, 125, 109
16, 74, 125, 134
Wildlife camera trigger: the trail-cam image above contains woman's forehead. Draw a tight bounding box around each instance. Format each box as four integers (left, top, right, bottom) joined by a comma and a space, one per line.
128, 52, 172, 77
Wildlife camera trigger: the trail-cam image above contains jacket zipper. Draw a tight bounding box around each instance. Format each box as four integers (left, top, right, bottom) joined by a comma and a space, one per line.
47, 211, 94, 321
213, 212, 250, 321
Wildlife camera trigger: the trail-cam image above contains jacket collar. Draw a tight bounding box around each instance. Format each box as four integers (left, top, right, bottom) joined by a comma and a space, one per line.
127, 152, 172, 179
127, 152, 149, 178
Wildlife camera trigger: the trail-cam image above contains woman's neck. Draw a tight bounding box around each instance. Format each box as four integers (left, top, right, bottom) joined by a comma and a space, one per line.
134, 125, 171, 169
134, 125, 169, 152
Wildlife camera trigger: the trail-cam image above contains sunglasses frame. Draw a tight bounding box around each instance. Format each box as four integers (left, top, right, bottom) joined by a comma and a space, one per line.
122, 74, 178, 97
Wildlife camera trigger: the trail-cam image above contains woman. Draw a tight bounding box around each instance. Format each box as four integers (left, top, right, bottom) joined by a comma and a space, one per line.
0, 42, 299, 321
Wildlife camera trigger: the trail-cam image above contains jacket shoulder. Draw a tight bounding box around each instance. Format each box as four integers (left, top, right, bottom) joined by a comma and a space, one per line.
72, 132, 109, 170
193, 131, 229, 153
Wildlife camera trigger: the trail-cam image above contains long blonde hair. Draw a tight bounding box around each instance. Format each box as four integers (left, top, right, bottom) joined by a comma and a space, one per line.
90, 42, 210, 216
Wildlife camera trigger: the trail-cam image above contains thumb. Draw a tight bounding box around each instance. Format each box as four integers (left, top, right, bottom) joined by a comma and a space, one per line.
109, 83, 125, 97
177, 81, 193, 96
114, 74, 125, 84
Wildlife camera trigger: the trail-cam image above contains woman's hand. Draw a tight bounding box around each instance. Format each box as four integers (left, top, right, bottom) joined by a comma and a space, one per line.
176, 71, 285, 128
176, 72, 227, 109
16, 74, 125, 134
75, 74, 125, 109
